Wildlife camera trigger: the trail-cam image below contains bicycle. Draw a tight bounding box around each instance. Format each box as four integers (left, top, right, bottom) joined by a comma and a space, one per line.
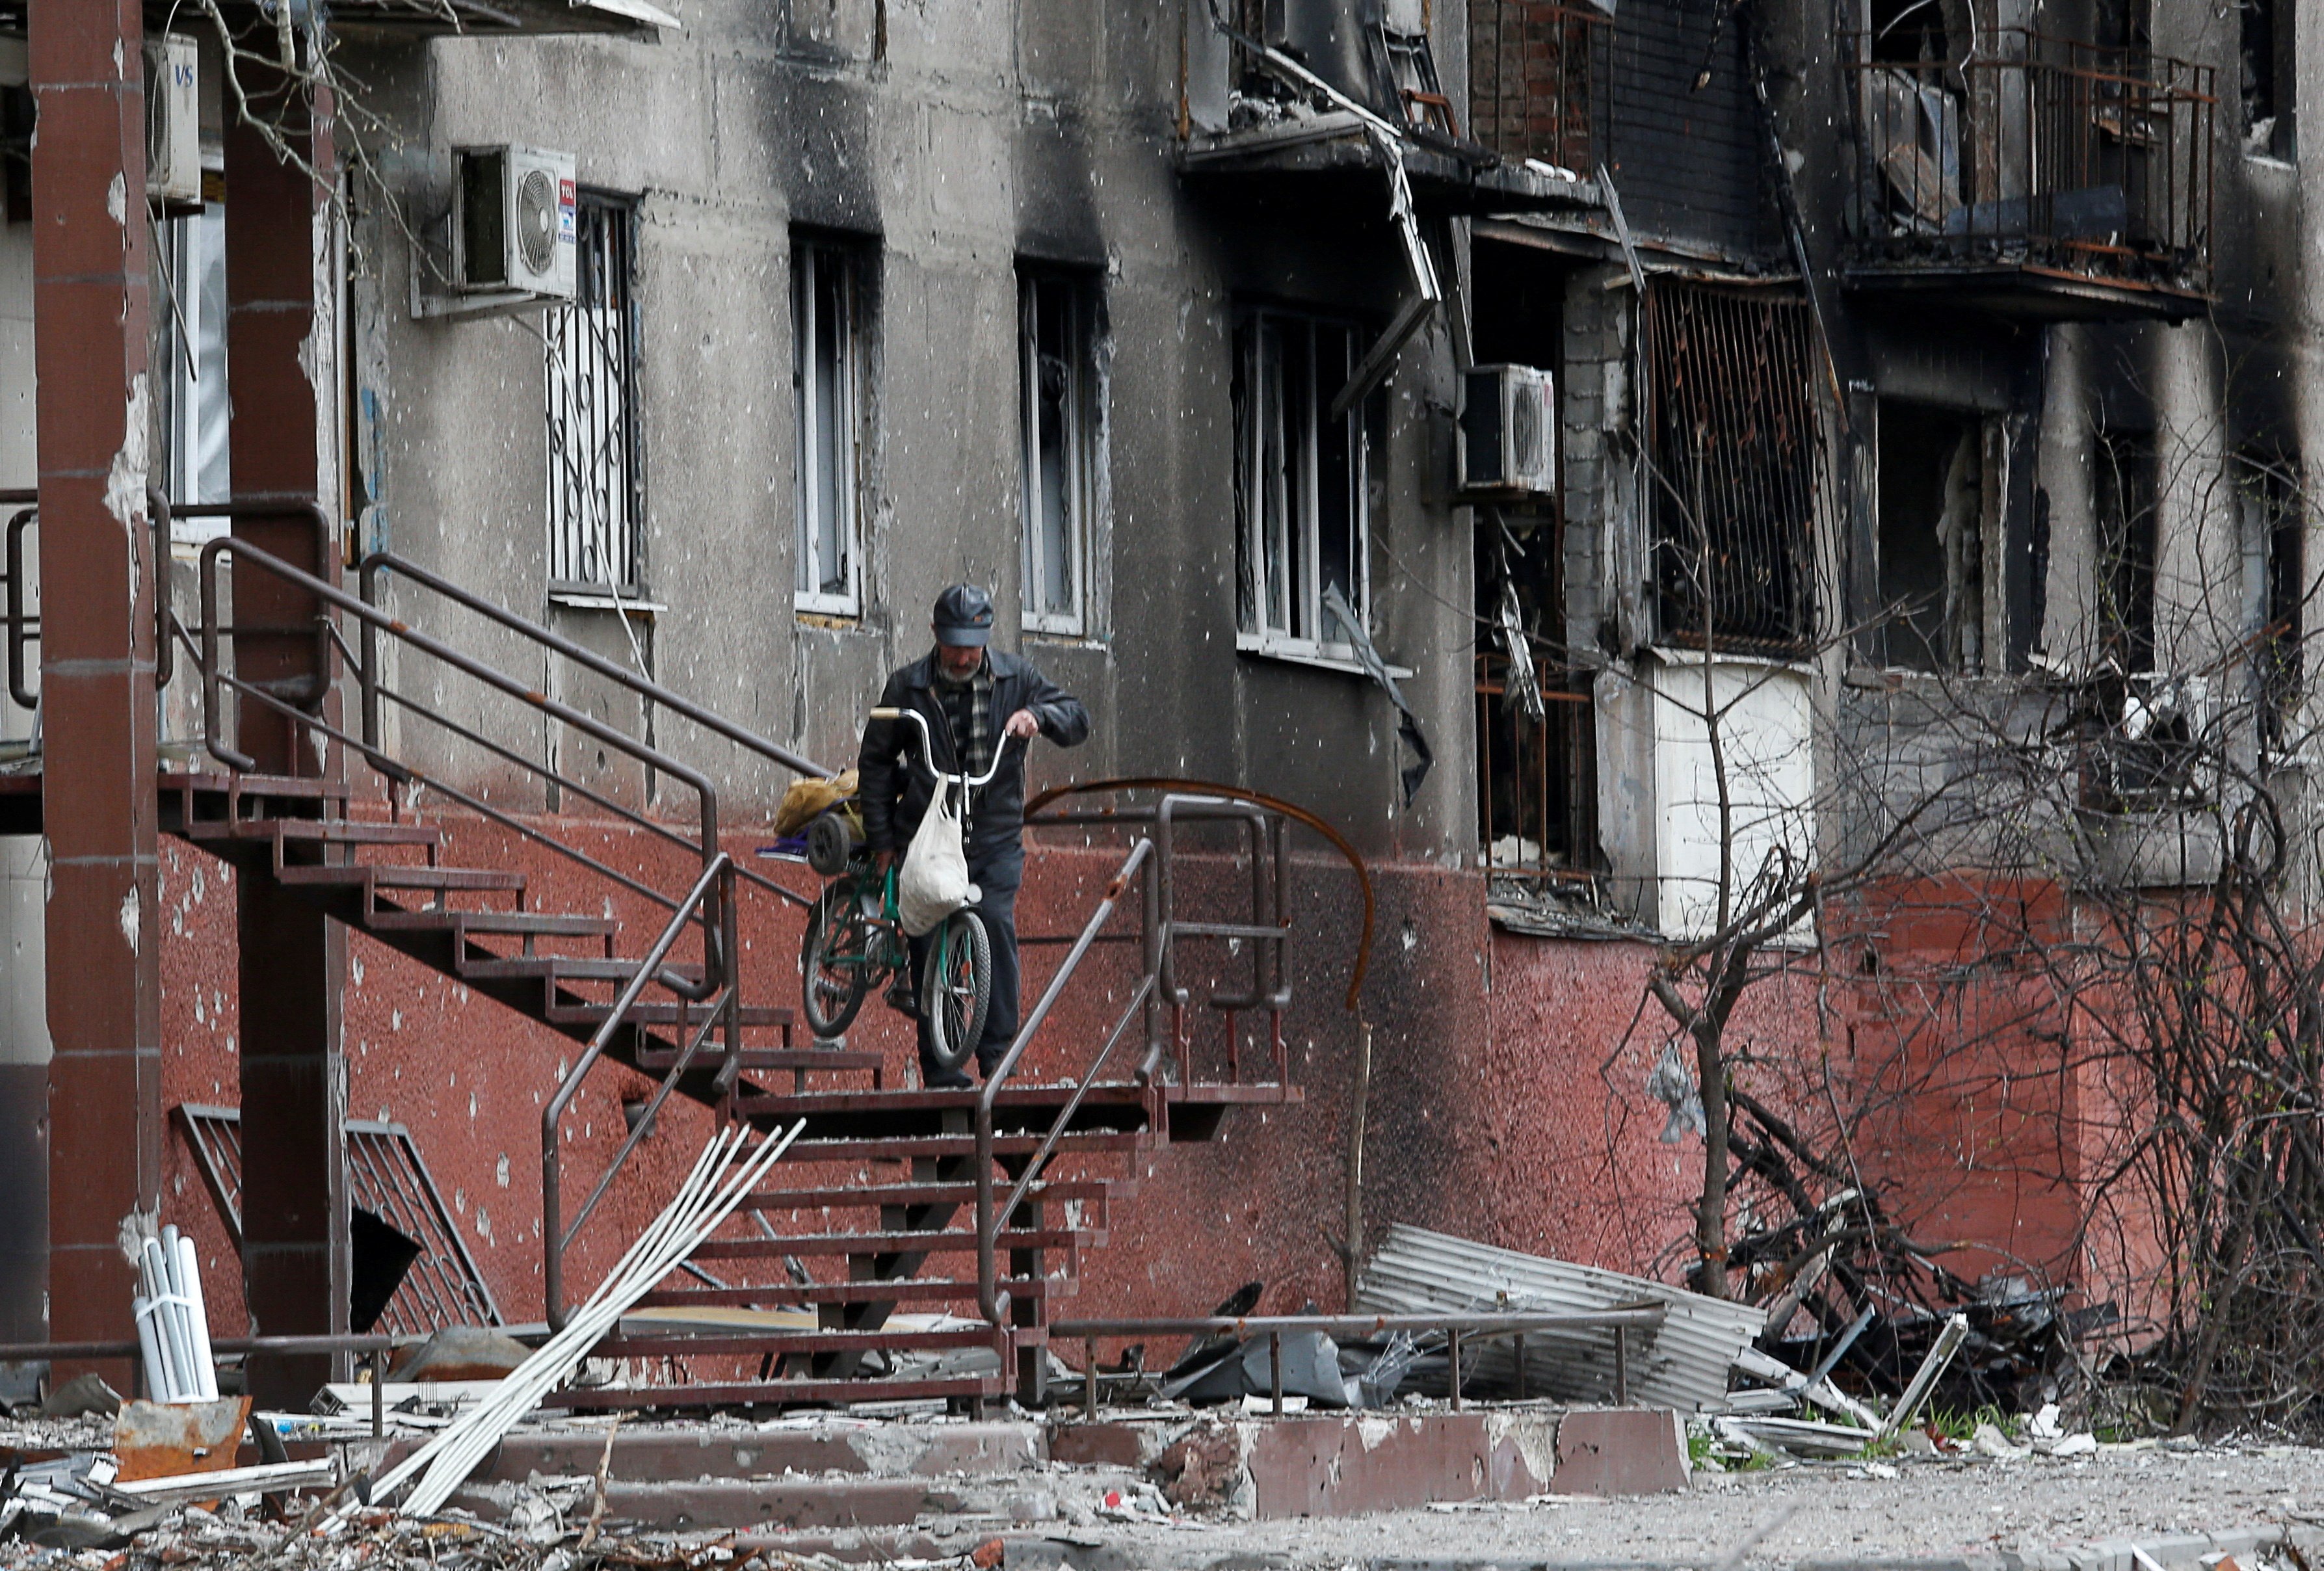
797, 707, 1016, 1073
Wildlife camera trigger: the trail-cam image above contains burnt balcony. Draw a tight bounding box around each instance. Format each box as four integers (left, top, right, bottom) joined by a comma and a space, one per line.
1842, 31, 2216, 321
1468, 0, 1609, 181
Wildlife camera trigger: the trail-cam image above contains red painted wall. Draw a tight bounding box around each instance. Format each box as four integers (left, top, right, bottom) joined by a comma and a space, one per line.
154, 815, 2107, 1343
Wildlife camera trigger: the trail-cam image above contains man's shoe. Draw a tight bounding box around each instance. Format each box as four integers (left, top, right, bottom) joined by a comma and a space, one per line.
925, 1068, 973, 1090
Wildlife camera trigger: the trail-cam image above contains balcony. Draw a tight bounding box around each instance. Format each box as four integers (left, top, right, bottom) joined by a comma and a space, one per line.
1842, 31, 2216, 321
1468, 0, 1609, 180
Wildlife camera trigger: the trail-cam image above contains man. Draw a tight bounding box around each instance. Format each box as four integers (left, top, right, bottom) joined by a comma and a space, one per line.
858, 584, 1090, 1089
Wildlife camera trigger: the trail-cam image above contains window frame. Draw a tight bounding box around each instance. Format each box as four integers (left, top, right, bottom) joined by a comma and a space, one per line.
793, 237, 865, 618
158, 200, 232, 542
1018, 269, 1100, 638
544, 190, 646, 597
1233, 306, 1373, 665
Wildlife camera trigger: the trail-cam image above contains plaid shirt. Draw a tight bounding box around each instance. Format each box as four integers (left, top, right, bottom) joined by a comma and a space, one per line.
932, 656, 995, 781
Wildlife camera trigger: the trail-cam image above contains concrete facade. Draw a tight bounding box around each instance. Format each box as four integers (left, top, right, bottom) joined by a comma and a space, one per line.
0, 0, 2313, 1354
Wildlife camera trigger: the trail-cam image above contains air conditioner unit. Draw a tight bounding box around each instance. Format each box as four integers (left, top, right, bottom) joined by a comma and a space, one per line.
454, 145, 577, 301
1459, 363, 1558, 497
144, 34, 200, 211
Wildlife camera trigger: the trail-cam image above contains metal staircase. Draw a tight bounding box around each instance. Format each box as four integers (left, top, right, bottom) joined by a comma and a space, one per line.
85, 523, 1316, 1410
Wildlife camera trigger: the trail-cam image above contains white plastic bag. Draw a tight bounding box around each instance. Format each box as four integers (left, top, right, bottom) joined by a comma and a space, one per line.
896, 784, 973, 936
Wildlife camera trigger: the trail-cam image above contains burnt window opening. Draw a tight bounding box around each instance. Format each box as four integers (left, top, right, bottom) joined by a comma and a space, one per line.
2239, 449, 2303, 752
1468, 0, 1609, 176
1232, 307, 1373, 657
2094, 429, 2158, 674
1876, 402, 1985, 673
1866, 0, 1948, 65
1470, 239, 1566, 371
2240, 0, 2296, 160
1475, 520, 1596, 880
1019, 268, 1105, 637
1644, 284, 1822, 657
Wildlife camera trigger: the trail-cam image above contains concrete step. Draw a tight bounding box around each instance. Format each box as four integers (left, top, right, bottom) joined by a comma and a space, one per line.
455, 1420, 1042, 1483
366, 906, 618, 939
450, 1474, 968, 1533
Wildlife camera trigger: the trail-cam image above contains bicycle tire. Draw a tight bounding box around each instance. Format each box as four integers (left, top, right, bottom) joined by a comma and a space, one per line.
920, 908, 992, 1072
800, 884, 871, 1038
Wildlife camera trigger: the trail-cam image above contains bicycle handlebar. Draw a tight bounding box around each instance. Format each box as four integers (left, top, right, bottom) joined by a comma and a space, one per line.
869, 706, 1020, 791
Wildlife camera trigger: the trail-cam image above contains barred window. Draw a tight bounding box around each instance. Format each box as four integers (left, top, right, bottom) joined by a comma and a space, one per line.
1644, 283, 1821, 655
544, 194, 642, 593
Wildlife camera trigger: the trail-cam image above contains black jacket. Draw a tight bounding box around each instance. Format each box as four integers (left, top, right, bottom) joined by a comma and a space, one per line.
856, 649, 1090, 860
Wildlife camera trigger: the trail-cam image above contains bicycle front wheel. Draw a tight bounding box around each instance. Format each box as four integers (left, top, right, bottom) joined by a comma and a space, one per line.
919, 909, 992, 1072
800, 884, 871, 1038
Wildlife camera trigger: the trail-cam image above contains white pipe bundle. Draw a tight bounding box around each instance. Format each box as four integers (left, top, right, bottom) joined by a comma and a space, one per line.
132, 1225, 217, 1403
371, 1122, 800, 1518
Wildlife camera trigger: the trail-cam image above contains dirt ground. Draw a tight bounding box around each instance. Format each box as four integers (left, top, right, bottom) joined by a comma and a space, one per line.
1023, 1441, 2324, 1570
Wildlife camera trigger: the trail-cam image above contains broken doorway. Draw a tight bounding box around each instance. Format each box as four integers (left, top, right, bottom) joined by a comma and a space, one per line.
1877, 401, 1984, 672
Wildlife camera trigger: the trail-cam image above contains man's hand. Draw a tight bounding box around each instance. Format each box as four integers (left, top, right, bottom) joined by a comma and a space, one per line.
873, 849, 897, 871
1003, 708, 1041, 741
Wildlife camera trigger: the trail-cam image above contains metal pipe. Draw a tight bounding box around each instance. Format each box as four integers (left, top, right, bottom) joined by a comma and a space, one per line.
1449, 1327, 1463, 1410
5, 506, 36, 710
976, 838, 1154, 1323
1269, 1331, 1282, 1415
543, 852, 733, 1330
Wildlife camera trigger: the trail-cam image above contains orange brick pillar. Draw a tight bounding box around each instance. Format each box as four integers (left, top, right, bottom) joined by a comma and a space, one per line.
225, 62, 348, 1407
28, 0, 163, 1382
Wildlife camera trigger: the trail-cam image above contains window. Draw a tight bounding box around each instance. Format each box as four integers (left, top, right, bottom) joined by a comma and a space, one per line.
545, 195, 642, 592
793, 238, 864, 615
2094, 430, 2158, 674
1476, 522, 1596, 881
1020, 271, 1100, 635
157, 200, 231, 542
1876, 402, 1985, 673
1644, 284, 1821, 655
1234, 309, 1370, 659
2239, 449, 2303, 750
2241, 0, 2295, 159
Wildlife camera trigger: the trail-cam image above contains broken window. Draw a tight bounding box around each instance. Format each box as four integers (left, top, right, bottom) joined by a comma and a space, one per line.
1876, 402, 1985, 673
545, 194, 642, 594
2093, 430, 2158, 674
793, 237, 865, 616
2241, 0, 2295, 159
2238, 449, 2303, 750
1476, 521, 1595, 879
1019, 270, 1102, 637
1644, 283, 1822, 655
1233, 308, 1371, 658
156, 196, 231, 541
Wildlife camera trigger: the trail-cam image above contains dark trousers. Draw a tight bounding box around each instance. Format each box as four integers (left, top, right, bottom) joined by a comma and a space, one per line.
910, 843, 1023, 1081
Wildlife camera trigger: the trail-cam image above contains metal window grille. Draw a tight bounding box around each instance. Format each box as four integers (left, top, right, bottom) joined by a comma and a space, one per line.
1644, 284, 1823, 655
1021, 272, 1097, 635
174, 1103, 504, 1336
794, 240, 861, 614
545, 196, 643, 592
1234, 311, 1369, 653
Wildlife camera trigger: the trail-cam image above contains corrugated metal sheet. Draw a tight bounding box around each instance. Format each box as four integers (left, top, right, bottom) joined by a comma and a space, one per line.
1354, 1224, 1766, 1410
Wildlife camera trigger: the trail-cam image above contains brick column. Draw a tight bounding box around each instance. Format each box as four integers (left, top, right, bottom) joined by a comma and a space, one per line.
225, 68, 348, 1407
29, 1, 163, 1379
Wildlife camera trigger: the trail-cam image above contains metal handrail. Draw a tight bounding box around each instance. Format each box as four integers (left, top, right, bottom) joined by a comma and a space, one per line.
542, 851, 738, 1330
198, 534, 726, 878
359, 551, 830, 780
977, 836, 1155, 1323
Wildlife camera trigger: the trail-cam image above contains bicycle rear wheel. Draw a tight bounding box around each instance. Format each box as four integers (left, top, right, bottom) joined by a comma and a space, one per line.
800, 884, 871, 1038
919, 909, 992, 1072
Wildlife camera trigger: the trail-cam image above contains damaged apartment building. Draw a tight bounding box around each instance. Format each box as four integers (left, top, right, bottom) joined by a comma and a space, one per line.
0, 0, 2301, 1411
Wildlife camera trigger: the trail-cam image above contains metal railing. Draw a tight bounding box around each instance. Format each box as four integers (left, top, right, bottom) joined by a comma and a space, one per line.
542, 851, 743, 1330
1843, 29, 2215, 297
1468, 0, 1608, 176
975, 836, 1157, 1323
1050, 1306, 1669, 1414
